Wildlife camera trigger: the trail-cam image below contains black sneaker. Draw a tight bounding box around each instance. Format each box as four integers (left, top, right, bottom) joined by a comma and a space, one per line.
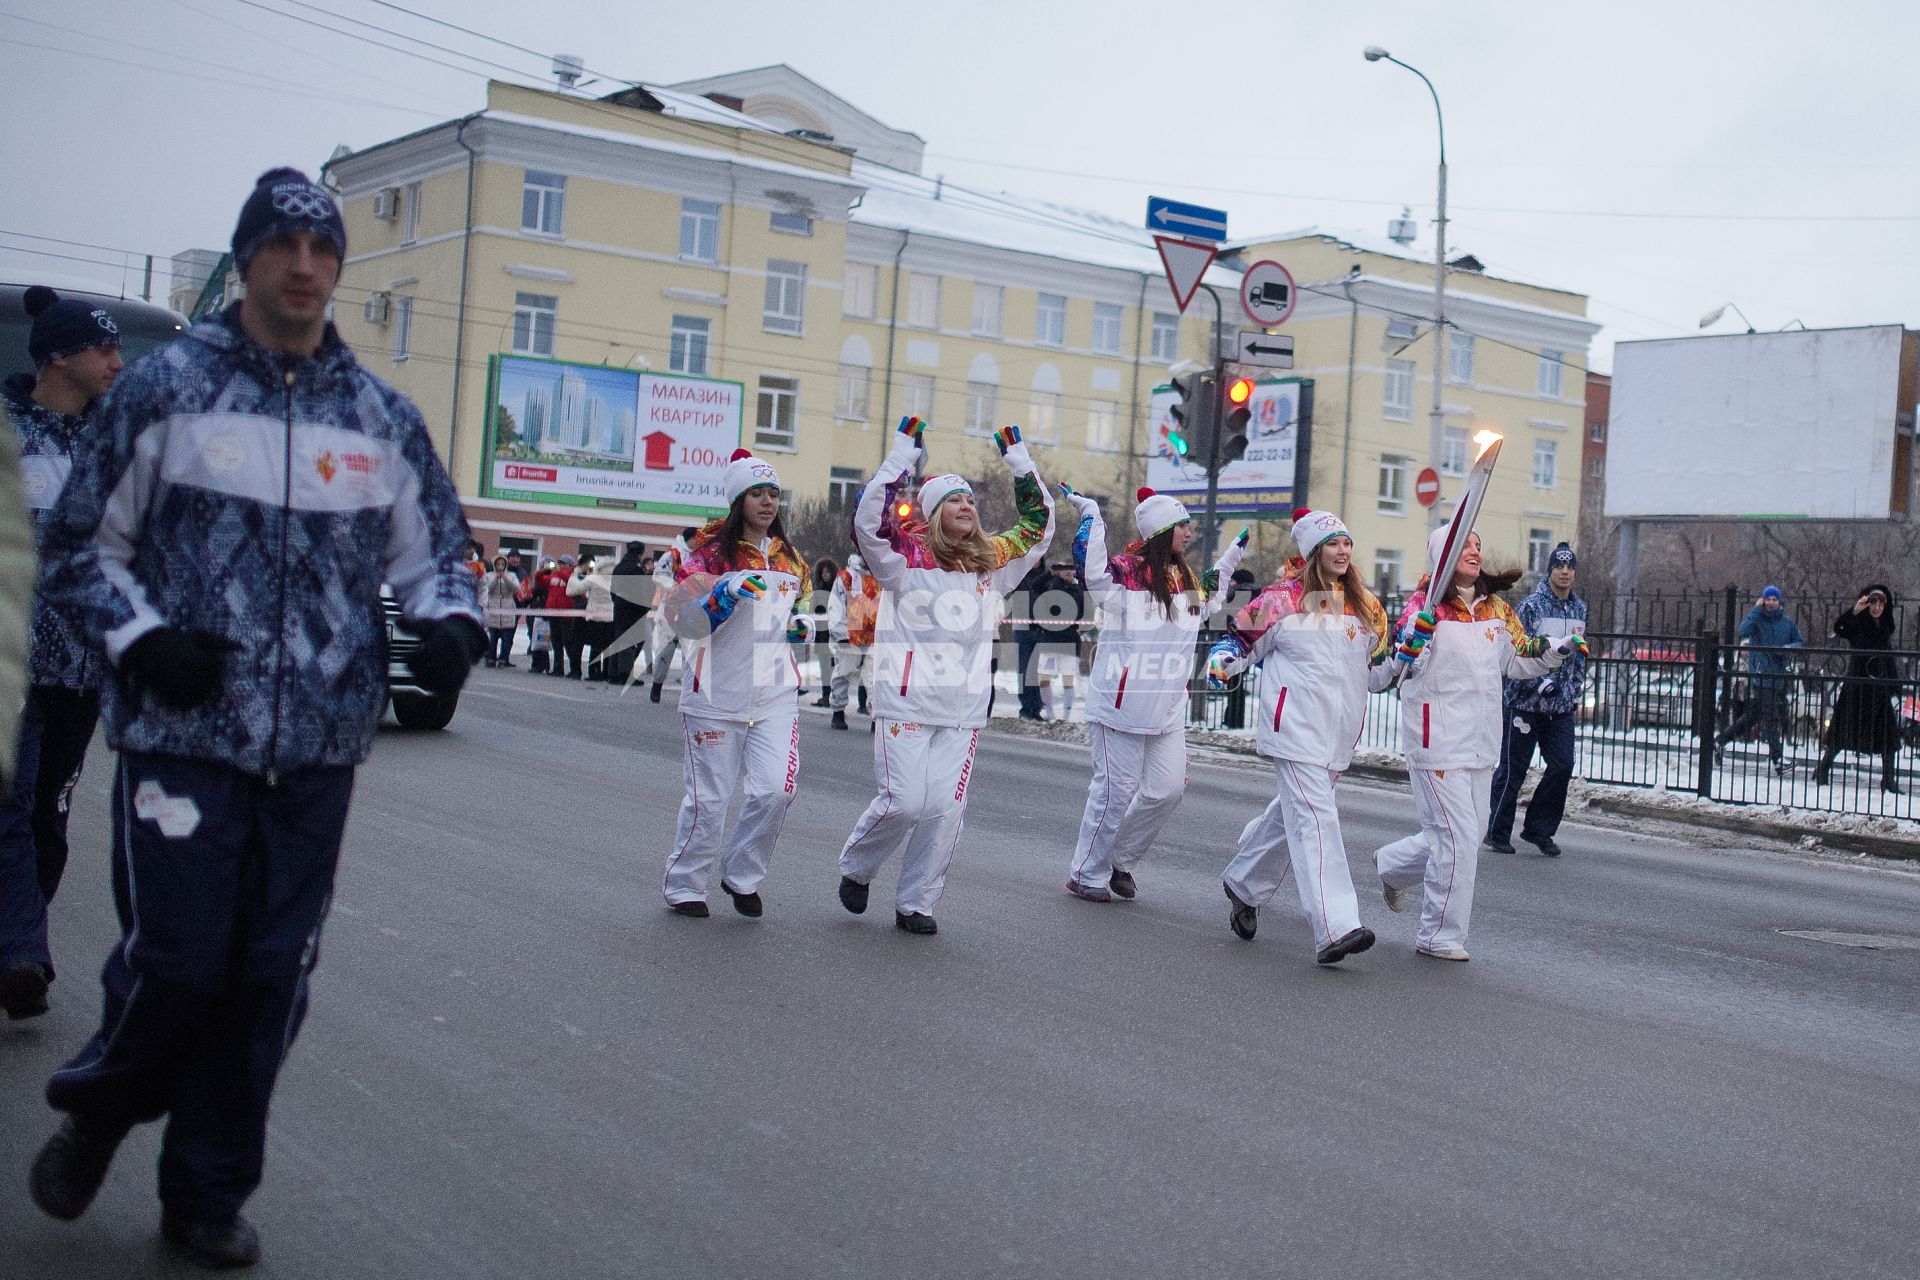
894, 911, 938, 935
1224, 882, 1257, 941
1484, 838, 1517, 855
838, 876, 869, 915
649, 683, 663, 703
812, 695, 832, 707
831, 710, 848, 730
0, 961, 50, 1020
668, 899, 710, 919
723, 884, 764, 918
1109, 868, 1137, 900
1316, 926, 1377, 966
162, 1210, 262, 1269
30, 1115, 131, 1221
1524, 834, 1562, 857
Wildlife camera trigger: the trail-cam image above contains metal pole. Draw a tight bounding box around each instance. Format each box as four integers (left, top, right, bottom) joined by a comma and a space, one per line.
1199, 284, 1226, 567
141, 254, 153, 303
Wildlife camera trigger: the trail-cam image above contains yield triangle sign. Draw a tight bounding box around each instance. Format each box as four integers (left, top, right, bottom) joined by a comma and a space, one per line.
1155, 235, 1217, 313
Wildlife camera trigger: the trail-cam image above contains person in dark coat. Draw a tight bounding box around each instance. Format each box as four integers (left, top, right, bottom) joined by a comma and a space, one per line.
1812, 584, 1901, 793
606, 541, 650, 684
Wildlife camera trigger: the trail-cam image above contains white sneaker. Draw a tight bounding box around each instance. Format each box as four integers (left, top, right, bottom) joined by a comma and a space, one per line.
1416, 943, 1471, 962
1380, 878, 1409, 914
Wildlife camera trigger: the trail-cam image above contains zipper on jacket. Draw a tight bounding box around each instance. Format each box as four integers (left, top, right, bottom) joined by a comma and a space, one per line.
899, 649, 913, 696
1114, 665, 1128, 708
1272, 685, 1288, 732
263, 366, 295, 787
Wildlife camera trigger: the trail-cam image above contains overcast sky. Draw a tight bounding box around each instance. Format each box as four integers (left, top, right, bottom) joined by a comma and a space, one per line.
3, 0, 1915, 371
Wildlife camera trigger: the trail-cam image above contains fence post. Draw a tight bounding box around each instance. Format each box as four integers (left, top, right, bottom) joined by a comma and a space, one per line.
1694, 626, 1719, 798
1722, 585, 1739, 647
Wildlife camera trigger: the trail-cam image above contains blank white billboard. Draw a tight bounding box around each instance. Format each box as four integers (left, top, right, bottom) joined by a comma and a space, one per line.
1607, 326, 1907, 520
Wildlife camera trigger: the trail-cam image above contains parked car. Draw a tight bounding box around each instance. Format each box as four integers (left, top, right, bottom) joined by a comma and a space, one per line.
382, 589, 461, 730
0, 281, 187, 383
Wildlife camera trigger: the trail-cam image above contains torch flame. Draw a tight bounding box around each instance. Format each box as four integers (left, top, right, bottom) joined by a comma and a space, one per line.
1472, 429, 1502, 458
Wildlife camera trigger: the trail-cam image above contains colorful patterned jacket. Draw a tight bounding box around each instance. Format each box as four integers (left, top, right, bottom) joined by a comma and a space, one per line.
4, 374, 102, 692
1505, 579, 1588, 715
37, 306, 479, 776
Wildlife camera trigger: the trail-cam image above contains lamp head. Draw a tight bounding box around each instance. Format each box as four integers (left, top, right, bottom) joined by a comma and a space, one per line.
1698, 305, 1727, 329
1363, 45, 1390, 61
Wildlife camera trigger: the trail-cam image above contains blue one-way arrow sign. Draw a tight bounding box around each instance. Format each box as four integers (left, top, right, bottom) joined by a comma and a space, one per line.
1146, 196, 1228, 244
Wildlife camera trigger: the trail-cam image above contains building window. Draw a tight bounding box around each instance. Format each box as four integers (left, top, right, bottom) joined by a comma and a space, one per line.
1588, 456, 1604, 480
964, 381, 997, 434
1374, 550, 1404, 596
903, 373, 935, 421
907, 273, 940, 329
401, 182, 421, 245
1087, 399, 1119, 453
1035, 293, 1067, 347
770, 210, 812, 236
828, 466, 862, 513
1378, 454, 1410, 515
1092, 302, 1124, 354
1441, 427, 1467, 476
837, 363, 871, 421
512, 292, 556, 356
1150, 312, 1180, 362
1028, 391, 1061, 444
1538, 349, 1564, 398
391, 296, 412, 362
1384, 359, 1415, 420
1590, 420, 1606, 443
1532, 438, 1558, 488
679, 199, 720, 262
755, 375, 798, 449
669, 315, 710, 376
1448, 331, 1475, 384
971, 283, 1002, 337
1527, 528, 1553, 576
843, 263, 876, 319
520, 170, 565, 237
764, 260, 806, 335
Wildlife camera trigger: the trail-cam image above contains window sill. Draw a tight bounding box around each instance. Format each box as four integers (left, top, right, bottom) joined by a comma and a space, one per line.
1383, 410, 1413, 422
1377, 505, 1409, 518
520, 228, 565, 241
835, 415, 871, 426
752, 440, 799, 454
762, 323, 805, 337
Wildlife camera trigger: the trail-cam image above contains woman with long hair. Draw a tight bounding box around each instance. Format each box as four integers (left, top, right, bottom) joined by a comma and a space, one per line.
1057, 485, 1247, 902
480, 555, 521, 668
836, 416, 1054, 935
659, 449, 809, 920
1812, 584, 1901, 794
1204, 509, 1400, 964
1371, 526, 1583, 961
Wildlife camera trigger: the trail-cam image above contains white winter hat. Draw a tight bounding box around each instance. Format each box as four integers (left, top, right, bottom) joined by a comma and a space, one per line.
917, 473, 972, 517
1134, 487, 1190, 542
1426, 522, 1479, 576
722, 448, 782, 505
1290, 507, 1351, 560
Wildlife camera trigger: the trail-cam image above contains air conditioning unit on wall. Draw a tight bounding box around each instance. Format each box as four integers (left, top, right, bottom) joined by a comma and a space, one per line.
363, 292, 391, 325
372, 188, 400, 219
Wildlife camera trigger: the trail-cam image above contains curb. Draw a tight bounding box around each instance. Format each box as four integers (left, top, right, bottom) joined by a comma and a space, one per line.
983, 715, 1920, 863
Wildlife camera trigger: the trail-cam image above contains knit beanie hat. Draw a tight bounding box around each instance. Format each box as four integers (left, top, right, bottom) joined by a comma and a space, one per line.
1290, 507, 1351, 561
23, 286, 120, 366
231, 167, 346, 273
1548, 541, 1577, 570
1761, 585, 1782, 601
1426, 523, 1479, 576
1134, 487, 1189, 542
721, 448, 781, 504
917, 473, 972, 517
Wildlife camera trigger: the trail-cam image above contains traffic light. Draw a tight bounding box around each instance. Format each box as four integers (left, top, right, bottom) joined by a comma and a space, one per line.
1218, 377, 1255, 467
1169, 368, 1215, 463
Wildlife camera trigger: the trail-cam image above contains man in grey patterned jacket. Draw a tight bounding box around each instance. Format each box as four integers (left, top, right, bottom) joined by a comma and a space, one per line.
1486, 542, 1588, 857
26, 168, 483, 1269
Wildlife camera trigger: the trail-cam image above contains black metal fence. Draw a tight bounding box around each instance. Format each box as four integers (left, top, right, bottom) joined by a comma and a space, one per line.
1184, 629, 1917, 821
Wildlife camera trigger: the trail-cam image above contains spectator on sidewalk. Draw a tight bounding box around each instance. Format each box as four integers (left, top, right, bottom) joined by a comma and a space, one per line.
480, 555, 521, 667
1015, 561, 1083, 720
807, 557, 838, 706
525, 558, 560, 674
568, 550, 615, 680
826, 552, 879, 728
545, 554, 582, 678
1715, 586, 1805, 776
1486, 542, 1588, 857
1812, 584, 1901, 794
606, 540, 651, 685
648, 528, 697, 702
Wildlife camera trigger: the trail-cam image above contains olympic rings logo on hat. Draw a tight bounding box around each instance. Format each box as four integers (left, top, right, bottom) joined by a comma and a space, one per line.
90, 309, 119, 336
272, 187, 337, 220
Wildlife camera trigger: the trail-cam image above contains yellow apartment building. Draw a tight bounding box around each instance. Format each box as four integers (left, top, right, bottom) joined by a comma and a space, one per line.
323, 65, 1595, 583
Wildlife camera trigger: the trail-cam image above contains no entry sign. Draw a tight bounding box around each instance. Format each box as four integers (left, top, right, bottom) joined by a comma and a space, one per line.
1415, 466, 1441, 507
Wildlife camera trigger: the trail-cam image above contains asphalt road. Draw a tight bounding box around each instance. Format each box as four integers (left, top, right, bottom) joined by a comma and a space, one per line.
5, 667, 1918, 1279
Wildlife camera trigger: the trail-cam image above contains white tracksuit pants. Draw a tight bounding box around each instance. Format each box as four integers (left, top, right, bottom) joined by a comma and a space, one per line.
1221, 759, 1364, 951
1068, 723, 1186, 890
1374, 766, 1492, 952
662, 713, 799, 904
829, 641, 872, 710
838, 720, 980, 916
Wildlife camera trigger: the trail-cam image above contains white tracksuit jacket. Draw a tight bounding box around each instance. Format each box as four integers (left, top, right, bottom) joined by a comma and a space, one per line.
667, 531, 807, 722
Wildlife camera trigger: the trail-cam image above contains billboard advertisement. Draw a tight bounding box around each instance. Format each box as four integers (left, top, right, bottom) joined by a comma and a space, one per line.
1608, 326, 1915, 521
1144, 376, 1307, 515
481, 354, 745, 515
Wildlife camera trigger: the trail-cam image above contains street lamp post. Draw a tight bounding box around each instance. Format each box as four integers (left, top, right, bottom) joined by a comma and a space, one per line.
1365, 45, 1448, 531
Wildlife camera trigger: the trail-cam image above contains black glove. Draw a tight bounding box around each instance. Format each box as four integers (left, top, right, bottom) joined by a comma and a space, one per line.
406, 617, 486, 698
121, 627, 237, 710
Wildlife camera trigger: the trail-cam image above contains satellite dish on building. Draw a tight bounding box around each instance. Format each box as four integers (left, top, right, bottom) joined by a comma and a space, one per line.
1388, 207, 1418, 246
